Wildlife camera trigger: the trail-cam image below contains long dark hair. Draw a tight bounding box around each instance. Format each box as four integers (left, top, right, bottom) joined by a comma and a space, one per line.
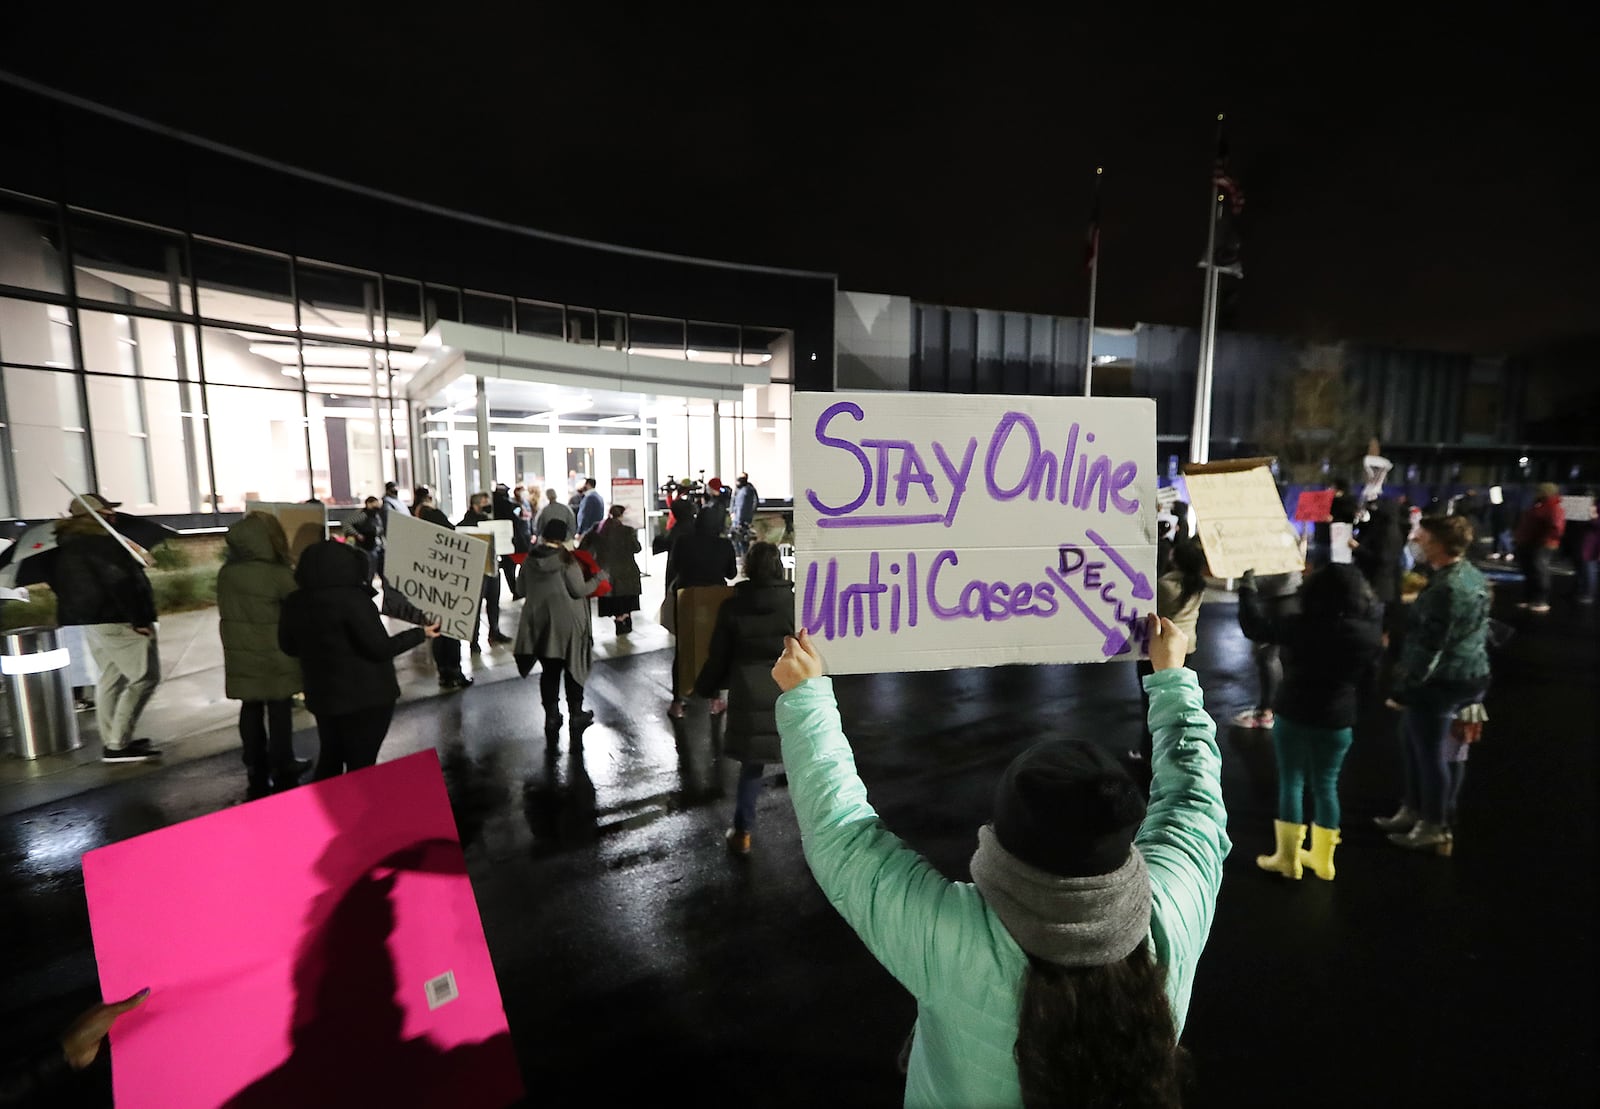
1168, 538, 1207, 609
1014, 943, 1187, 1109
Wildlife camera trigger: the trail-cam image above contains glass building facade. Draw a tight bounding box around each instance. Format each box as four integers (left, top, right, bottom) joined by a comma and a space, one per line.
0, 75, 835, 525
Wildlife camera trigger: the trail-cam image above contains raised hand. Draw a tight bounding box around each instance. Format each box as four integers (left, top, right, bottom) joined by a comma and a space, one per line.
772, 628, 825, 692
1147, 613, 1188, 672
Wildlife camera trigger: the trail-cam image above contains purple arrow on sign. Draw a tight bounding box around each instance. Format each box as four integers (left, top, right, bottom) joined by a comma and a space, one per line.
1085, 529, 1154, 600
1045, 565, 1129, 657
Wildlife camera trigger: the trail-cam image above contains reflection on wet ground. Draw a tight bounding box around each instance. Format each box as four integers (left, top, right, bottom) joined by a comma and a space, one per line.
2, 594, 1596, 1108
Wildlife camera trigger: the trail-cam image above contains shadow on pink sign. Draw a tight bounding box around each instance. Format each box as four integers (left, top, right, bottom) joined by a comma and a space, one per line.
82, 750, 523, 1109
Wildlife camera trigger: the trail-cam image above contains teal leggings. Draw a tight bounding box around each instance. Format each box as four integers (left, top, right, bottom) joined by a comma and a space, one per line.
1272, 717, 1354, 828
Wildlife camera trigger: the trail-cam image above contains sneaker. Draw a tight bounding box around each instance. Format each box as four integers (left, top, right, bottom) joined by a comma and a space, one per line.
1527, 604, 1551, 614
725, 828, 752, 856
103, 744, 161, 763
1231, 709, 1268, 728
1373, 805, 1419, 833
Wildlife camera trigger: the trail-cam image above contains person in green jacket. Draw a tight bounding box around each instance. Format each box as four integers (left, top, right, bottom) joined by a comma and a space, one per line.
217, 512, 308, 799
772, 616, 1229, 1109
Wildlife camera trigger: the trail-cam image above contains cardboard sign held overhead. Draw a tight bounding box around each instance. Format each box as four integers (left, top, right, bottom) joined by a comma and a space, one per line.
81, 751, 523, 1109
385, 513, 491, 640
1293, 489, 1336, 522
1181, 458, 1304, 578
792, 392, 1157, 675
245, 501, 329, 563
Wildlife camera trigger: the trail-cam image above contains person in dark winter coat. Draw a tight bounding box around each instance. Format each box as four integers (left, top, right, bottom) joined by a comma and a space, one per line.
278, 539, 438, 778
694, 542, 795, 855
494, 484, 529, 595
48, 496, 164, 763
218, 512, 308, 798
1513, 482, 1566, 612
344, 496, 386, 580
458, 492, 511, 651
515, 519, 607, 745
664, 503, 738, 718
1238, 563, 1384, 881
589, 504, 642, 634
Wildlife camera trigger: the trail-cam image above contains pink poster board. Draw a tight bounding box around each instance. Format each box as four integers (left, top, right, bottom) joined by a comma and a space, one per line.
82, 751, 523, 1109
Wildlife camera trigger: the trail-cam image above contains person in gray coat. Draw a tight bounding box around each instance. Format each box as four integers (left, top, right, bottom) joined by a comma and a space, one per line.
515, 518, 608, 745
217, 512, 308, 799
693, 541, 795, 855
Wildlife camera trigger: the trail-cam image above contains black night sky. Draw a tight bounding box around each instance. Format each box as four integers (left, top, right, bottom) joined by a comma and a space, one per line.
3, 6, 1594, 356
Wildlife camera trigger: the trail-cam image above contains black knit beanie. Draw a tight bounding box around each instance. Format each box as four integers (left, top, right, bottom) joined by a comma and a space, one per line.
990, 740, 1147, 877
541, 519, 570, 543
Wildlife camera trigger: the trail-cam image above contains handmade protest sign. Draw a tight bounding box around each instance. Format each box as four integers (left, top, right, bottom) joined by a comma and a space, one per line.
385, 512, 491, 640
245, 500, 328, 562
792, 392, 1157, 675
612, 477, 647, 528
82, 751, 523, 1109
1181, 458, 1303, 578
1293, 489, 1336, 522
458, 520, 512, 576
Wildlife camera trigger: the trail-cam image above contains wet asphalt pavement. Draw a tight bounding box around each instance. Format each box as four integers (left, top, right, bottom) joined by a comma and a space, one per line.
2, 576, 1595, 1108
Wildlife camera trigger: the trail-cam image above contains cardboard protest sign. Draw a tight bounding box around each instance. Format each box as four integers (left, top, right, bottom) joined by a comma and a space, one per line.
459, 521, 513, 575
792, 392, 1157, 675
1293, 489, 1336, 522
612, 477, 646, 528
82, 751, 523, 1109
246, 501, 329, 563
1180, 458, 1304, 578
385, 512, 491, 640
673, 584, 735, 695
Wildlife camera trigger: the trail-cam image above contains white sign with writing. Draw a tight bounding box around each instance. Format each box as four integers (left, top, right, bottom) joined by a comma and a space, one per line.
792, 392, 1157, 675
384, 513, 491, 640
612, 478, 647, 529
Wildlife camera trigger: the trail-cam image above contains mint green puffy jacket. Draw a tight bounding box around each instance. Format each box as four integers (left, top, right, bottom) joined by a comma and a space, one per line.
775, 669, 1230, 1109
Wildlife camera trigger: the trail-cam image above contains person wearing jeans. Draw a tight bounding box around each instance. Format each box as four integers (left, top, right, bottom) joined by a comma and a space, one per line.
1377, 515, 1491, 852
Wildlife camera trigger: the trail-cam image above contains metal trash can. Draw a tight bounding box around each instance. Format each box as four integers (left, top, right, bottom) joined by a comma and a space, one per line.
2, 625, 82, 759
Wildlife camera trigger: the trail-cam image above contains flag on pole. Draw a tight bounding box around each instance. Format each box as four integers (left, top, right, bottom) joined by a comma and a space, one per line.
1084, 168, 1102, 271
1204, 134, 1245, 278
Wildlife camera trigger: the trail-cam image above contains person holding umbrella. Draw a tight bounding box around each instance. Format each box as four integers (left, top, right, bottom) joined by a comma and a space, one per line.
46, 494, 164, 762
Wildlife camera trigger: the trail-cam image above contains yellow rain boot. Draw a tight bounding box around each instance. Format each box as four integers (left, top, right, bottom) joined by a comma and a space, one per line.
1255, 820, 1306, 879
1299, 824, 1341, 880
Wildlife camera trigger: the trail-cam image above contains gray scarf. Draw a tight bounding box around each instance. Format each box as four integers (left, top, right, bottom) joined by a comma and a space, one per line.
969, 824, 1152, 968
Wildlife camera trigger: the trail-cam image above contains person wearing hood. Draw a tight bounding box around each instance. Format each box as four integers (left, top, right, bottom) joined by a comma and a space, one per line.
278, 539, 438, 778
1238, 563, 1384, 880
217, 511, 310, 799
1513, 482, 1566, 613
693, 541, 794, 855
770, 617, 1227, 1108
664, 502, 737, 719
47, 494, 164, 763
514, 518, 608, 745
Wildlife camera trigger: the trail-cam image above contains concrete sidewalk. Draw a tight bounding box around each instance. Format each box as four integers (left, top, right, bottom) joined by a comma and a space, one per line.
0, 552, 675, 817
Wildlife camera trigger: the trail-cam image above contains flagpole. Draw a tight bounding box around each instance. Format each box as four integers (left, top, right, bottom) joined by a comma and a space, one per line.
1190, 114, 1225, 464
1084, 166, 1102, 397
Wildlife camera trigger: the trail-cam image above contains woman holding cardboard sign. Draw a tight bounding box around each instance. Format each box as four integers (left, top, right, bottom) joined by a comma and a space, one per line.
772, 616, 1228, 1108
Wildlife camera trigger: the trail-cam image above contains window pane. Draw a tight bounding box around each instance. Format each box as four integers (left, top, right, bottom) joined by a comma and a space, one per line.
566, 306, 596, 345
462, 290, 513, 330
68, 210, 191, 313
688, 321, 738, 365
609, 447, 636, 480
383, 277, 425, 347
201, 326, 301, 389
0, 297, 76, 368
628, 315, 684, 360
0, 191, 65, 294
516, 300, 564, 339
742, 326, 792, 379
597, 311, 626, 351
311, 396, 387, 506
193, 239, 294, 329
1, 367, 91, 517
297, 261, 381, 341
85, 373, 155, 507
206, 382, 309, 509
514, 447, 546, 490
424, 285, 460, 328
298, 339, 386, 397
